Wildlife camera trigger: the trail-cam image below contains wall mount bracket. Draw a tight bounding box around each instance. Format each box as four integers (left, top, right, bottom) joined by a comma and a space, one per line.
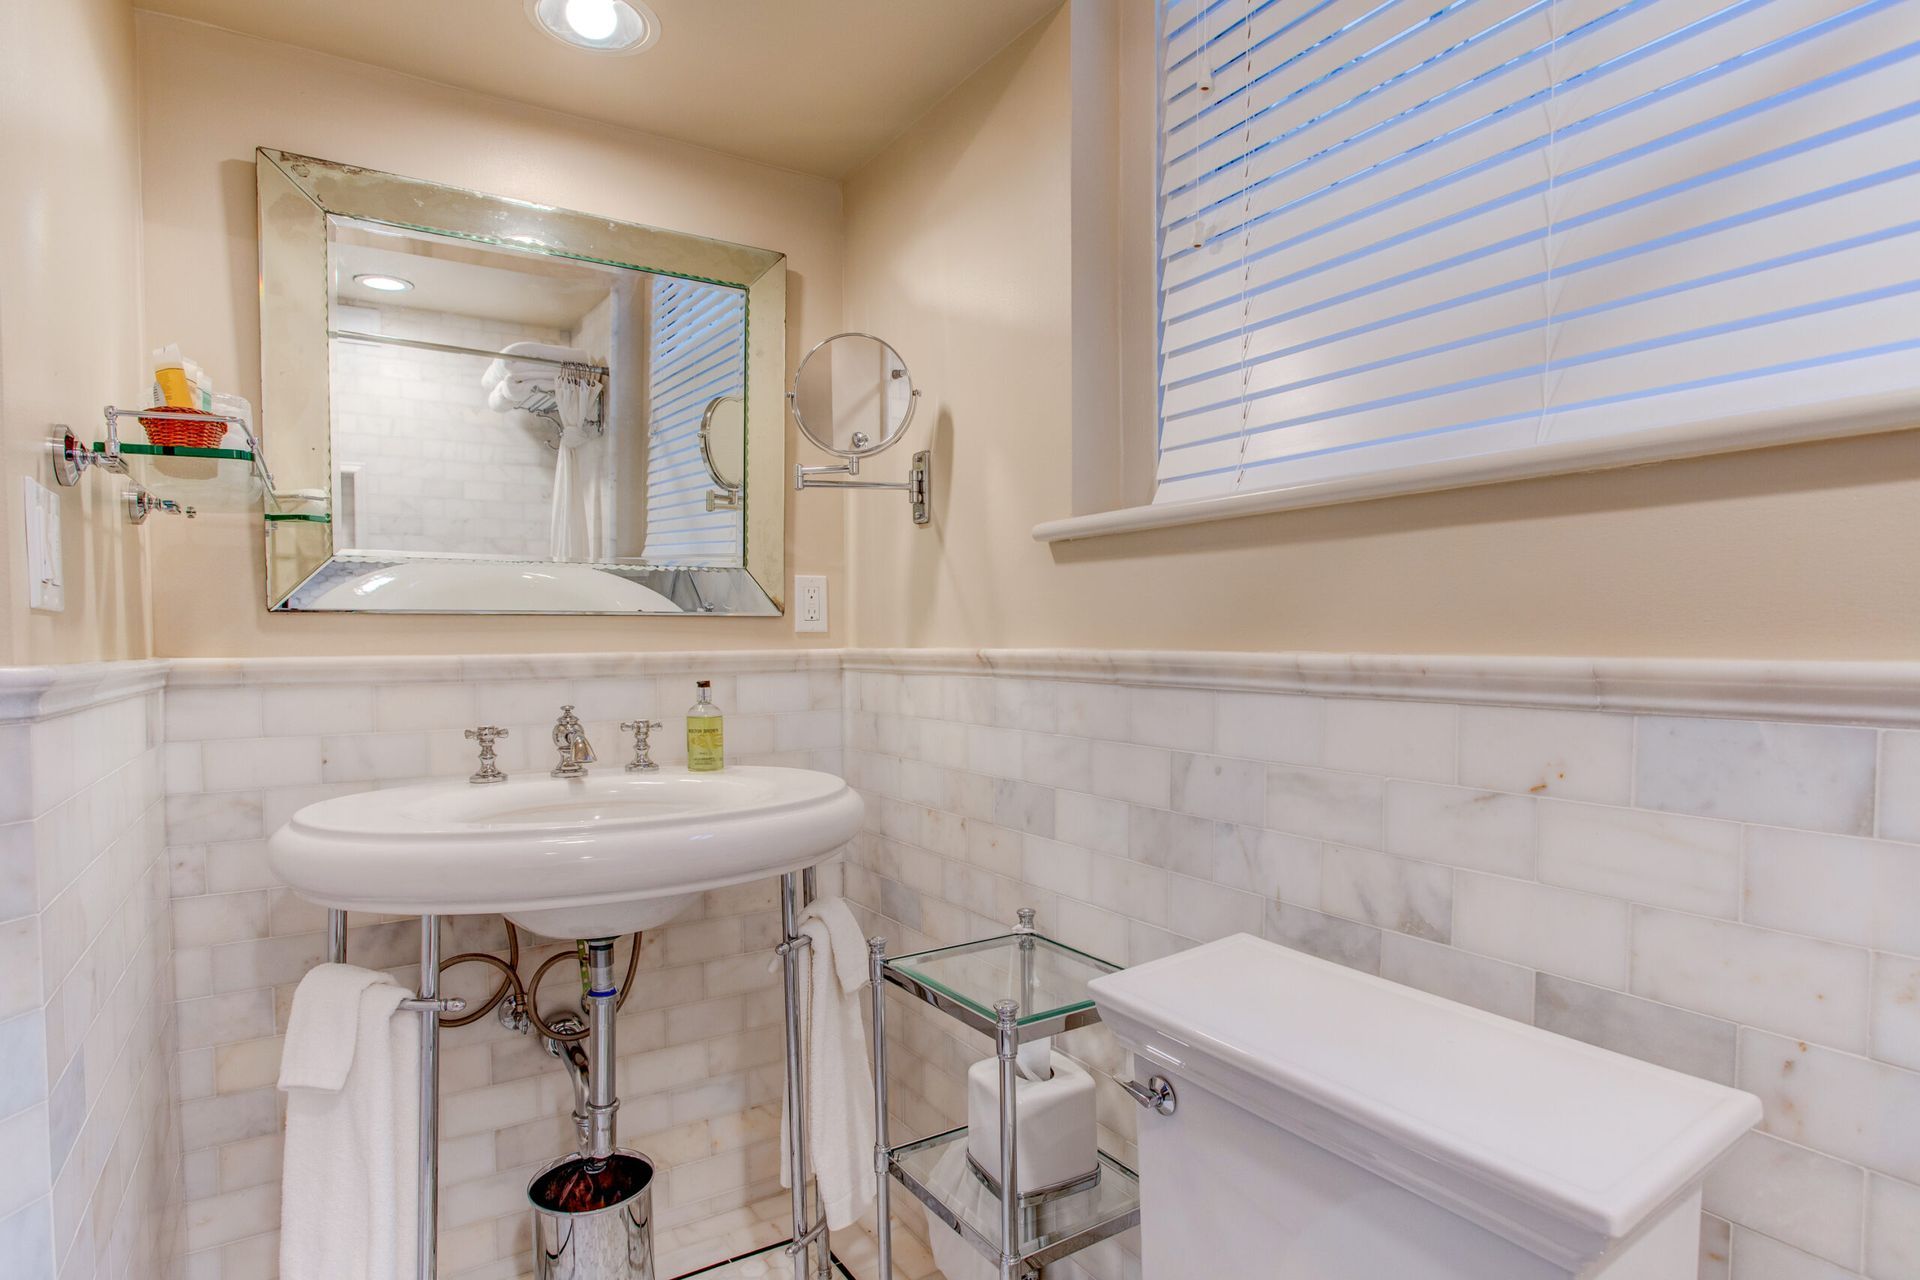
794, 450, 932, 526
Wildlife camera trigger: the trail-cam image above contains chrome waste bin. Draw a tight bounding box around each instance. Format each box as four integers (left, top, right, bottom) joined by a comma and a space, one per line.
528, 1150, 656, 1279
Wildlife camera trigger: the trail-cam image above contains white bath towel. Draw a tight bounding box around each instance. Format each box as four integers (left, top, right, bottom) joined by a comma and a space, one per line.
279, 963, 421, 1280
774, 897, 876, 1230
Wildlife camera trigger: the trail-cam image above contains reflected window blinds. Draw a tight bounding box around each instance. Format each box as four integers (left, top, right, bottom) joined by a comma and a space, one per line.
1154, 0, 1920, 504
644, 277, 748, 562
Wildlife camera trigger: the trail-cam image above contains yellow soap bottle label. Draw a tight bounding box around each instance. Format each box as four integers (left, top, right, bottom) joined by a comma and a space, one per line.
687, 717, 724, 772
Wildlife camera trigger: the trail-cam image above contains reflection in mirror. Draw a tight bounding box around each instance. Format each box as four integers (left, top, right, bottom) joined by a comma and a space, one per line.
789, 332, 917, 458
327, 218, 745, 567
256, 150, 787, 615
700, 394, 745, 509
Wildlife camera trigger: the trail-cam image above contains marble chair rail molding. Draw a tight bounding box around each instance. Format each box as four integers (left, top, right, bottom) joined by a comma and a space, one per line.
5, 646, 1920, 1280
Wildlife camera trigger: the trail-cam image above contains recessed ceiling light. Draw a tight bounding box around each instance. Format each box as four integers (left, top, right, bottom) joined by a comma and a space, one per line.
525, 0, 660, 55
353, 273, 414, 293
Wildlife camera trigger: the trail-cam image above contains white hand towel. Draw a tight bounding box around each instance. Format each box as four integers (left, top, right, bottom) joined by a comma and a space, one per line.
279, 964, 421, 1280
774, 897, 876, 1231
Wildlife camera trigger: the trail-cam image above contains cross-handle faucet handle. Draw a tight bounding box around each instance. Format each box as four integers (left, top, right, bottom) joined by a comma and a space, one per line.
464, 725, 509, 785
619, 720, 663, 772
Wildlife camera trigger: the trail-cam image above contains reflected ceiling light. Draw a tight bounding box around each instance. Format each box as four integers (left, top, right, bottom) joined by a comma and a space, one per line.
526, 0, 660, 54
353, 273, 413, 293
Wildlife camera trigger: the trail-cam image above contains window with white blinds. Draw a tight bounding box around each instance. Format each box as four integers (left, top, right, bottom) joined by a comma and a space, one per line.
1154, 0, 1920, 506
643, 276, 746, 563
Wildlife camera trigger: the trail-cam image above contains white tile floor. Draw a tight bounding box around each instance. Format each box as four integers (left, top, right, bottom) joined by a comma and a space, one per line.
660, 1193, 943, 1280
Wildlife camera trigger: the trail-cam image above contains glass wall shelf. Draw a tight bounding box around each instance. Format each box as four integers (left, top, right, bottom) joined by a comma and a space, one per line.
90, 441, 266, 516
58, 406, 290, 523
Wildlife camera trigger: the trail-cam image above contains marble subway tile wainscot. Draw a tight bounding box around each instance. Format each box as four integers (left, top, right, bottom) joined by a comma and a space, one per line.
1537, 801, 1742, 918
1631, 910, 1872, 1054
837, 650, 1920, 1280
1534, 974, 1739, 1085
0, 663, 177, 1280
1634, 717, 1878, 835
1452, 874, 1629, 990
1868, 1174, 1920, 1279
17, 647, 1915, 1280
1741, 826, 1920, 957
1703, 1132, 1866, 1270
1457, 706, 1635, 805
164, 653, 844, 1280
1385, 781, 1536, 878
1318, 844, 1452, 943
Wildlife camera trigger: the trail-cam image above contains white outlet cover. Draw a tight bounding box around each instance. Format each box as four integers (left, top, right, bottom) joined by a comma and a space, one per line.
793, 574, 827, 633
22, 477, 64, 612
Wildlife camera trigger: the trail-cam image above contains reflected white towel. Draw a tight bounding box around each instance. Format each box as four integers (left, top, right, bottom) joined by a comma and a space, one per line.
480, 342, 591, 396
774, 897, 876, 1231
279, 964, 420, 1280
925, 1140, 997, 1280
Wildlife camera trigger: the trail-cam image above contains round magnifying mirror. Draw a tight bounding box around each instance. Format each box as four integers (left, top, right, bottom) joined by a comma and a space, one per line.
699, 394, 746, 492
789, 332, 918, 459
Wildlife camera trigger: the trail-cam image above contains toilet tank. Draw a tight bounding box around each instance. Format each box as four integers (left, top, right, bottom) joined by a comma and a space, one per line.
1088, 935, 1759, 1280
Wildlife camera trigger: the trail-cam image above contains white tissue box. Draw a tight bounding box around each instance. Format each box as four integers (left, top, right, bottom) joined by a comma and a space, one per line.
965, 1052, 1098, 1196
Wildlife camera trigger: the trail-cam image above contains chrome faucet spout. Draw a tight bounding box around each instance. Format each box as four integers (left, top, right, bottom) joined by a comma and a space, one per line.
551, 706, 596, 778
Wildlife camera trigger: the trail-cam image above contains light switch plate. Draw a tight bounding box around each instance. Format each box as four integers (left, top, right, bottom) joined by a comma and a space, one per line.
793, 575, 827, 633
22, 477, 64, 612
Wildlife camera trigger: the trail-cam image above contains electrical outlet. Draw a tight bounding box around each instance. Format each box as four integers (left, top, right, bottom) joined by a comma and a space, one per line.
22, 478, 63, 613
793, 575, 827, 633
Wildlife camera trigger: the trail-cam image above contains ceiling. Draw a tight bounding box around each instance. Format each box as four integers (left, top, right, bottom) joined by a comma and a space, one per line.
134, 0, 1063, 177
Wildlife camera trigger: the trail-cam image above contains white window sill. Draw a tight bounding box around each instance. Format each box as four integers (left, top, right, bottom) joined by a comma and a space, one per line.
1033, 400, 1918, 544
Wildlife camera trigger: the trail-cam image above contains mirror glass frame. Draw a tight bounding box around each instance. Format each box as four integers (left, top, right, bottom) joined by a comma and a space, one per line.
256, 148, 787, 615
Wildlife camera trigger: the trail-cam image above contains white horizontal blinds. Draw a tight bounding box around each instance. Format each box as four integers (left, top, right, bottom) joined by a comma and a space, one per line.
1154, 0, 1920, 504
644, 276, 746, 564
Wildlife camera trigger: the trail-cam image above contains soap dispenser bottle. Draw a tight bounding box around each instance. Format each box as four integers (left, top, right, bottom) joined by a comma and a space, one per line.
687, 680, 725, 772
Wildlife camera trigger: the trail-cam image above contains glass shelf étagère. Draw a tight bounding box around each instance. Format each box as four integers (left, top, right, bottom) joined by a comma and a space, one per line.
880, 930, 1120, 1040
889, 1128, 1140, 1271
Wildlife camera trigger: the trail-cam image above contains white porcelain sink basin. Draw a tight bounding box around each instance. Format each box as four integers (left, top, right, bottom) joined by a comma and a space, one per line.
268, 766, 864, 938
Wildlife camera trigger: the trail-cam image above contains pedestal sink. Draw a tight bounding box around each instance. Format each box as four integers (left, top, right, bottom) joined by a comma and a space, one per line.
267, 765, 865, 938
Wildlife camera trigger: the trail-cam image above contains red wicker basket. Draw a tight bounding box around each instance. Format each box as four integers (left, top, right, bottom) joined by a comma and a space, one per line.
138, 406, 227, 450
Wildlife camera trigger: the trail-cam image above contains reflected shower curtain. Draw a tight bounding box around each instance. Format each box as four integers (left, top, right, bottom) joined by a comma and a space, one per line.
549, 369, 607, 562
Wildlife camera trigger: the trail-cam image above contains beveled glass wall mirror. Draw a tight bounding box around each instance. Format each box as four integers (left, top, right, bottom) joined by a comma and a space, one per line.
791, 332, 931, 526
257, 148, 785, 614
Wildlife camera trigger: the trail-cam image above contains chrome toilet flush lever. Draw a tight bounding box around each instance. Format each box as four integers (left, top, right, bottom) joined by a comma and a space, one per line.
551, 706, 596, 779
619, 720, 663, 772
464, 726, 509, 785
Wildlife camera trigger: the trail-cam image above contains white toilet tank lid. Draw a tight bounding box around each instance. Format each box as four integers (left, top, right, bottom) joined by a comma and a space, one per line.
1088, 934, 1759, 1267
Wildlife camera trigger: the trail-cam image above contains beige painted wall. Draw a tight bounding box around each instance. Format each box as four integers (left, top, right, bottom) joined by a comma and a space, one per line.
135, 13, 846, 657
0, 0, 153, 665
840, 6, 1920, 660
